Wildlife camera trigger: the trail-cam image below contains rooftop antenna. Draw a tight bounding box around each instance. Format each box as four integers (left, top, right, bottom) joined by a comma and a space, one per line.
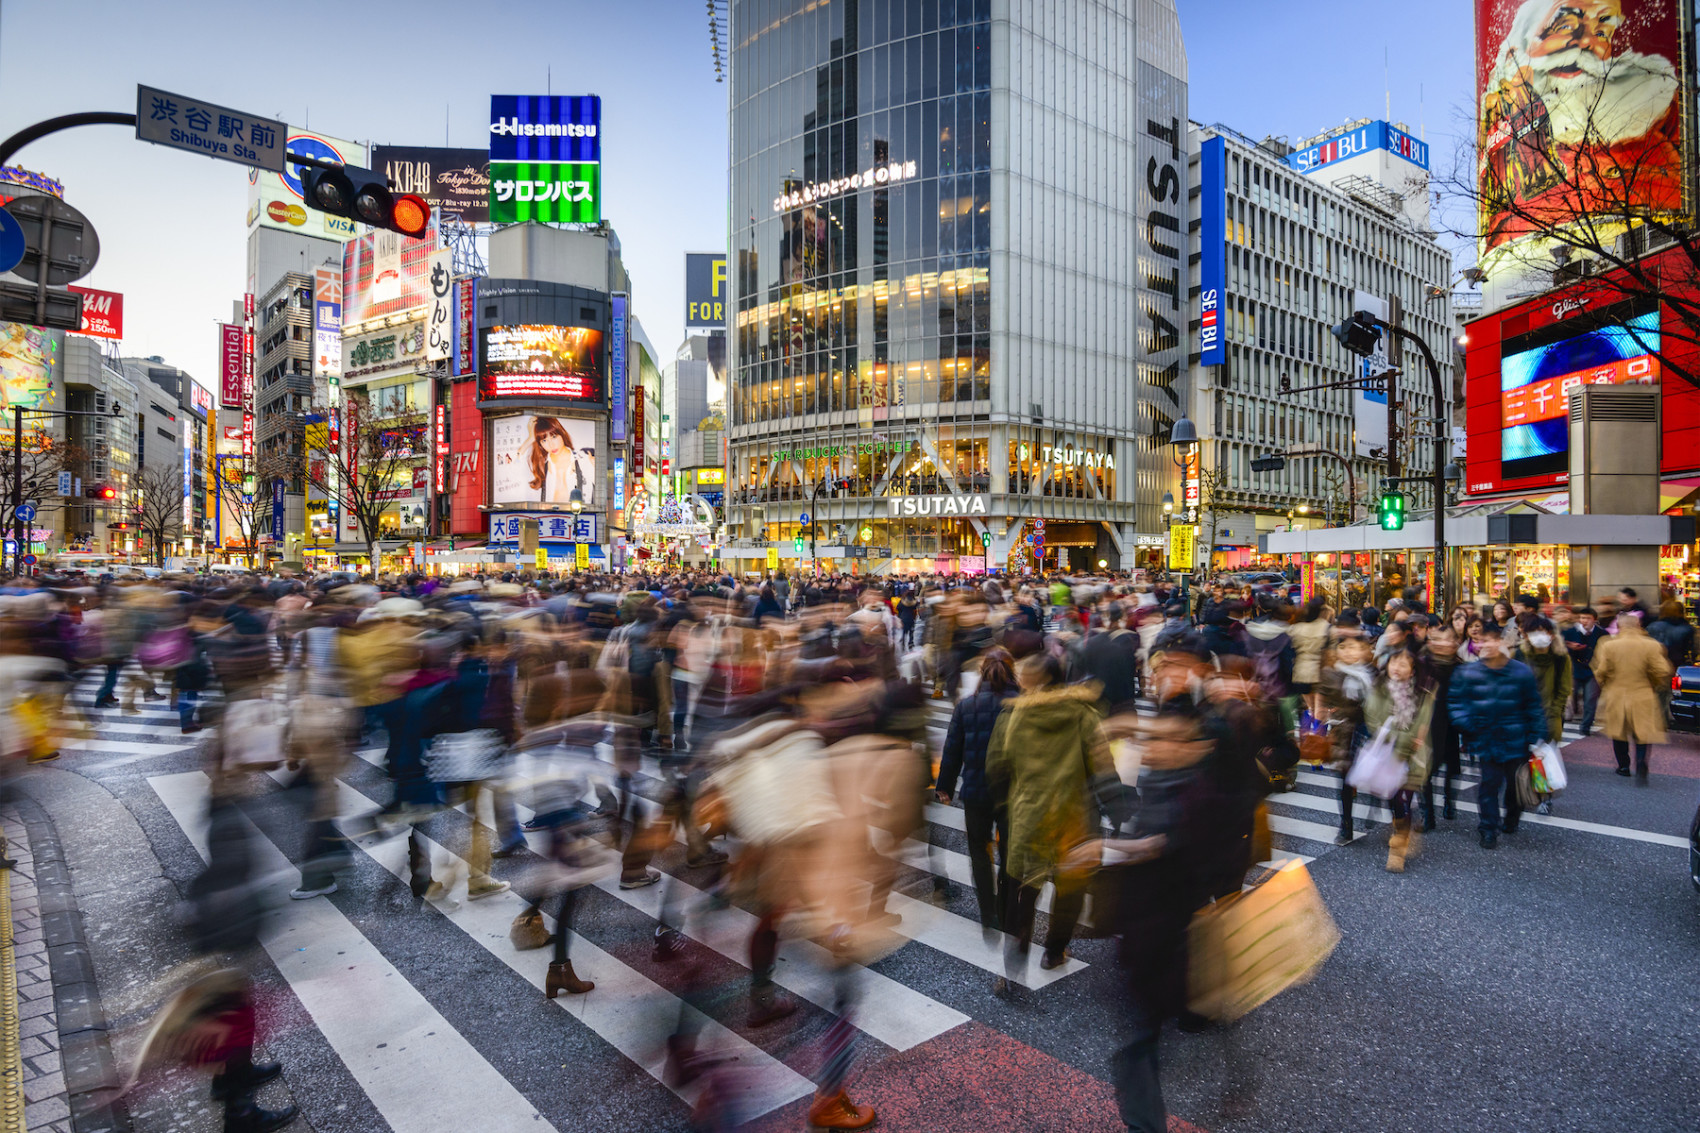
1384, 47, 1390, 122
547, 66, 552, 96
1419, 83, 1426, 141
446, 104, 450, 146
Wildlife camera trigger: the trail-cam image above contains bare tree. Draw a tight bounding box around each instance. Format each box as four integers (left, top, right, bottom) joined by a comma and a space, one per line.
0, 427, 86, 545
210, 454, 290, 565
1193, 464, 1229, 578
304, 392, 425, 566
1438, 26, 1699, 385
129, 463, 185, 565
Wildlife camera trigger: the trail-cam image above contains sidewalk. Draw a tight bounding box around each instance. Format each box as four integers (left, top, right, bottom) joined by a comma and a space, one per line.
1, 800, 69, 1132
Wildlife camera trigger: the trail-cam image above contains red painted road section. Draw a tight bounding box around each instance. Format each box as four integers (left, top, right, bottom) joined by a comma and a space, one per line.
742, 1021, 1205, 1133
1560, 731, 1700, 778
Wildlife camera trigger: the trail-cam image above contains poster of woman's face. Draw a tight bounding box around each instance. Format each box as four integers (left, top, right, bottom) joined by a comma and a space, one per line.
489, 414, 597, 507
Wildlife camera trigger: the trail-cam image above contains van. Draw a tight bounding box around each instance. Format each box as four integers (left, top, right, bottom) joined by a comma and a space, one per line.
209, 563, 250, 576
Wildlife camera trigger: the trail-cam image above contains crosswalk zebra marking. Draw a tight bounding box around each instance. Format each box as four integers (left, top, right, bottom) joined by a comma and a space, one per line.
148, 771, 565, 1133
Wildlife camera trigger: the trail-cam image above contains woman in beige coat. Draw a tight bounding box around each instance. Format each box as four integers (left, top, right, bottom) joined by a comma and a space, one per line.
1288, 596, 1332, 715
1592, 612, 1671, 784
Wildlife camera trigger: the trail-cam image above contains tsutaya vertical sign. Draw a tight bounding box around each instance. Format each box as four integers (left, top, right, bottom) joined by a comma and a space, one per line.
1197, 135, 1226, 366
610, 292, 628, 442
1138, 95, 1188, 510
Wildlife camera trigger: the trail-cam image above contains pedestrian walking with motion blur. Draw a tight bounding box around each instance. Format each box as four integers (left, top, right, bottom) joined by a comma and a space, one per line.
1593, 607, 1672, 785
1447, 622, 1549, 848
1420, 624, 1464, 828
936, 646, 1018, 934
1362, 647, 1433, 872
1563, 606, 1608, 738
1318, 630, 1375, 845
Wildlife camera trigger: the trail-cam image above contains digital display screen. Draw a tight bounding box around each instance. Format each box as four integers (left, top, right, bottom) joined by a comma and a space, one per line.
1500, 310, 1659, 482
480, 324, 604, 402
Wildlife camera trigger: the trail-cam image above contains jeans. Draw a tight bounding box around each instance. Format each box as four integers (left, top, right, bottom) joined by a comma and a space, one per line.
1477, 757, 1528, 833
1111, 1012, 1166, 1133
95, 660, 122, 703
175, 689, 199, 729
1572, 671, 1600, 735
671, 675, 694, 747
961, 799, 1008, 931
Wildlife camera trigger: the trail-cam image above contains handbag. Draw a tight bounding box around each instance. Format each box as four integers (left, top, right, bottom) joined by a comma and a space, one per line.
1297, 709, 1330, 764
1345, 720, 1405, 797
508, 908, 552, 951
424, 728, 506, 784
223, 699, 286, 771
1187, 860, 1341, 1022
1533, 740, 1567, 791
138, 626, 192, 670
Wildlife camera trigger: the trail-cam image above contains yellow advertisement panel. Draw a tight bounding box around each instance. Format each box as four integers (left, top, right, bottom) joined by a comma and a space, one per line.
1169, 524, 1196, 571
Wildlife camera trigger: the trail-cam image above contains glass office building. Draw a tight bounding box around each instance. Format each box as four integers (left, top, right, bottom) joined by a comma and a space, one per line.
727, 0, 1189, 572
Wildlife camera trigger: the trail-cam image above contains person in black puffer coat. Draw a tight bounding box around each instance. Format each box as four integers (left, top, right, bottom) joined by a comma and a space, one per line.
936, 647, 1019, 932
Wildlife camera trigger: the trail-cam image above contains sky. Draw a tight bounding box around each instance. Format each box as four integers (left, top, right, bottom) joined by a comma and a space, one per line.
0, 0, 1479, 390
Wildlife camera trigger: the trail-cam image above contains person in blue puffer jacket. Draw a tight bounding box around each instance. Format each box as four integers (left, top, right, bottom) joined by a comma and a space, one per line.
1446, 621, 1550, 849
936, 646, 1019, 933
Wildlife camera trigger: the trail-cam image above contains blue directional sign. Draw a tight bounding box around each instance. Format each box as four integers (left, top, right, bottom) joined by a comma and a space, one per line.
0, 208, 24, 276
799, 512, 810, 525
14, 503, 36, 523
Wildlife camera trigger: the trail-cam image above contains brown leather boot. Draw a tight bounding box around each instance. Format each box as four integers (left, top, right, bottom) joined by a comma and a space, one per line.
546, 961, 594, 997
1386, 818, 1409, 873
806, 1090, 876, 1130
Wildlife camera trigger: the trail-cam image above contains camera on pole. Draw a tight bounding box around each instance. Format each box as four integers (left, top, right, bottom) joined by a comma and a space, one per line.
296, 159, 431, 238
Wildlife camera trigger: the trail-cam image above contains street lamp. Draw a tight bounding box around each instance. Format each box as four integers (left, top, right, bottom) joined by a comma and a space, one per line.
1161, 491, 1174, 513
568, 487, 584, 515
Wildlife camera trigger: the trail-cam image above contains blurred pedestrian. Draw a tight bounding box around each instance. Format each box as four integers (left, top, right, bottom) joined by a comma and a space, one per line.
1593, 609, 1671, 785
936, 647, 1018, 934
1447, 622, 1548, 848
1363, 647, 1433, 871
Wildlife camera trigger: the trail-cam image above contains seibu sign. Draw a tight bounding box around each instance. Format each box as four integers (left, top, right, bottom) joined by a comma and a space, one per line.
67, 286, 122, 339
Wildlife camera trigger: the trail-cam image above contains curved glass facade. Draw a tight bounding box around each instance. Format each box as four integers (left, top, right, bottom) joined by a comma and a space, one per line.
728, 0, 1188, 571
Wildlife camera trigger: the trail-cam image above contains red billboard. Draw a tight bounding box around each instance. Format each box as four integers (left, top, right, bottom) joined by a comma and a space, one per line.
449, 382, 485, 535
67, 286, 122, 339
219, 323, 243, 407
1476, 0, 1693, 260
1463, 245, 1700, 496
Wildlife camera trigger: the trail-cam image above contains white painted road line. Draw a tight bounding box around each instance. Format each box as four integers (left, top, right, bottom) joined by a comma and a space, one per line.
327, 781, 816, 1118
148, 771, 564, 1133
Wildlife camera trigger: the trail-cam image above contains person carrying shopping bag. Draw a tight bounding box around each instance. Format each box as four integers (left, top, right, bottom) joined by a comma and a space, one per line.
1361, 646, 1433, 872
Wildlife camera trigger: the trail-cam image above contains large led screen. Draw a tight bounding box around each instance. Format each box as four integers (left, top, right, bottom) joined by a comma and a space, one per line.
1500, 308, 1660, 480
480, 325, 604, 402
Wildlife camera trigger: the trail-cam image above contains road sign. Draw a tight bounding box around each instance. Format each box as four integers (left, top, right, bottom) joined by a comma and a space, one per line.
135, 85, 286, 172
14, 503, 36, 523
56, 472, 71, 496
0, 208, 23, 276
21, 554, 36, 567
799, 512, 810, 525
1034, 518, 1045, 530
3, 196, 98, 285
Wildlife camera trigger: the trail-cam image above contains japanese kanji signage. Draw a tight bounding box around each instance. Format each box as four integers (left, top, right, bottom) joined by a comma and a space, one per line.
487, 513, 598, 544
136, 86, 285, 171
425, 249, 452, 363
488, 161, 600, 223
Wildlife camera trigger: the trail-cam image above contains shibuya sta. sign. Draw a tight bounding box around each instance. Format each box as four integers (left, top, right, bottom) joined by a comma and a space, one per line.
886, 493, 989, 517
773, 160, 919, 213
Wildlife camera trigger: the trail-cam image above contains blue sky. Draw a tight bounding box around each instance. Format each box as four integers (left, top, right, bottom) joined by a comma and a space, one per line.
0, 0, 1476, 388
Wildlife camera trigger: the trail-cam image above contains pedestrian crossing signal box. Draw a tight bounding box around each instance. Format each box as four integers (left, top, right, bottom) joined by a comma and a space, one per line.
1379, 491, 1405, 530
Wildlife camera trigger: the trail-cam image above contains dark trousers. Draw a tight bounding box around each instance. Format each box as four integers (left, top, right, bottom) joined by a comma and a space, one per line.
961, 799, 1008, 931
1111, 1009, 1166, 1133
1477, 758, 1527, 833
1573, 671, 1600, 734
1004, 876, 1084, 968
1612, 738, 1651, 774
95, 660, 122, 702
1422, 725, 1462, 816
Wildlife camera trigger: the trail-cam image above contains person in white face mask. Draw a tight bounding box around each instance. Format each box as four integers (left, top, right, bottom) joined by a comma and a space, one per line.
1517, 612, 1573, 815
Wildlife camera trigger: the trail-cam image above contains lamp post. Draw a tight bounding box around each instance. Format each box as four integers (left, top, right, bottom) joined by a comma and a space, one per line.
1168, 416, 1199, 590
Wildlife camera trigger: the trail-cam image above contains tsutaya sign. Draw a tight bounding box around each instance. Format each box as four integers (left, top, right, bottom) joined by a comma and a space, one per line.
1040, 444, 1115, 470
773, 160, 919, 213
887, 493, 989, 517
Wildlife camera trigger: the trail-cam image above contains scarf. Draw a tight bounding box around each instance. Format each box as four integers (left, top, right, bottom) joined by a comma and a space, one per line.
1388, 677, 1418, 733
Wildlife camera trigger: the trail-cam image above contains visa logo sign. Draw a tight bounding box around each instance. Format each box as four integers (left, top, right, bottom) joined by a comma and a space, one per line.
324, 214, 357, 237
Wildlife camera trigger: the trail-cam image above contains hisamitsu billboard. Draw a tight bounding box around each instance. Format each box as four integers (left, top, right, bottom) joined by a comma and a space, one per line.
488, 95, 601, 163
684, 253, 727, 330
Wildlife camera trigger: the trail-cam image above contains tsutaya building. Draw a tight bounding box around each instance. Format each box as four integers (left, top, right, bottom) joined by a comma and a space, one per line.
724, 0, 1190, 574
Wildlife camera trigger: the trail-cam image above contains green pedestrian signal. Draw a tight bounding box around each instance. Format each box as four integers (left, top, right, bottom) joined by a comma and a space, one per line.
981, 532, 992, 548
792, 536, 804, 554
1379, 490, 1405, 531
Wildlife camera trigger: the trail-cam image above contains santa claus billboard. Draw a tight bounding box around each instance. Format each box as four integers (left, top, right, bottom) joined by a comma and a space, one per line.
1476, 0, 1692, 263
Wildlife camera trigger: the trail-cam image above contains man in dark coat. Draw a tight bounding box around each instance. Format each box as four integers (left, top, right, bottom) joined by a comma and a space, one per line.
1080, 602, 1141, 713
1447, 621, 1550, 849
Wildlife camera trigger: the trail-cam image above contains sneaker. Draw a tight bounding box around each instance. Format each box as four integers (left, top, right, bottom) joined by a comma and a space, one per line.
684, 849, 728, 868
652, 928, 686, 963
1479, 830, 1498, 849
619, 869, 662, 890
1615, 767, 1633, 777
467, 880, 510, 901
491, 840, 527, 859
1535, 800, 1551, 816
289, 882, 337, 900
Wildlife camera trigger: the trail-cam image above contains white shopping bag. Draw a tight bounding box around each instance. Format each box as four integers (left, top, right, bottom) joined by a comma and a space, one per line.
1345, 720, 1405, 797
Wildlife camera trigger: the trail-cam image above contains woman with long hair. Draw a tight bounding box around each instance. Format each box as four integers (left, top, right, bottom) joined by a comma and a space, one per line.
524, 417, 590, 505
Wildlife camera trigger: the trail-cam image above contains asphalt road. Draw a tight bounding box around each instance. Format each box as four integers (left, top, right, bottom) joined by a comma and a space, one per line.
18, 677, 1700, 1133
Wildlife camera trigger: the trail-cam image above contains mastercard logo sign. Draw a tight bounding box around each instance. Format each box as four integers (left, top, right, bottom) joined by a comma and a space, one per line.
265, 200, 307, 226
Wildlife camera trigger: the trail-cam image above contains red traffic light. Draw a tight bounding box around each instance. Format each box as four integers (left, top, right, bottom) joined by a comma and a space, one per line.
100, 486, 116, 500
390, 195, 430, 238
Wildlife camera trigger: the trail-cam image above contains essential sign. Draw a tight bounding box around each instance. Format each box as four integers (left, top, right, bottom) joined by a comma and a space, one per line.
685, 253, 728, 329
219, 323, 243, 407
67, 285, 123, 339
136, 85, 285, 171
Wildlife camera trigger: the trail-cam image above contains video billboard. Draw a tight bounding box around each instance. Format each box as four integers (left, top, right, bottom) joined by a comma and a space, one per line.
480, 325, 604, 402
246, 129, 368, 240
341, 225, 441, 329
488, 414, 597, 507
373, 146, 491, 223
1500, 306, 1660, 480
1475, 0, 1693, 262
0, 323, 51, 410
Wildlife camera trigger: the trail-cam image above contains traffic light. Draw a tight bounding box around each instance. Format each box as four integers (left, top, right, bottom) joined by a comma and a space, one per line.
1379, 490, 1406, 530
1251, 454, 1286, 473
1331, 310, 1383, 356
792, 535, 804, 554
85, 484, 115, 500
300, 163, 431, 238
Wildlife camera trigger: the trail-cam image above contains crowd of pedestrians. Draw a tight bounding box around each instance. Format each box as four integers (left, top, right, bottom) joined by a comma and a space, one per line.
0, 561, 1689, 1132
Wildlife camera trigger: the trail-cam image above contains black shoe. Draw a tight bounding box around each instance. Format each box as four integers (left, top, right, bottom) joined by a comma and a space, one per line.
223, 1099, 297, 1132
1479, 830, 1498, 849
1615, 767, 1633, 777
1502, 821, 1520, 835
212, 1060, 283, 1101
652, 928, 686, 963
1422, 808, 1437, 833
93, 696, 117, 708
1333, 828, 1353, 846
1177, 1009, 1212, 1033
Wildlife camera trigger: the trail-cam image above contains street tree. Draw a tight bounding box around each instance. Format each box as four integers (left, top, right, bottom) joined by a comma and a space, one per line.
0, 426, 87, 552
303, 393, 425, 567
209, 454, 288, 566
129, 462, 184, 565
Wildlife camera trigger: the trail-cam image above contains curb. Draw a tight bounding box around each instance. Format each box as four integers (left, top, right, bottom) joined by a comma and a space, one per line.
9, 796, 129, 1133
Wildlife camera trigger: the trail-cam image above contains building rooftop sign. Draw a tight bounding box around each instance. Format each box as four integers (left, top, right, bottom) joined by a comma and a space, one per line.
1284, 120, 1428, 175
